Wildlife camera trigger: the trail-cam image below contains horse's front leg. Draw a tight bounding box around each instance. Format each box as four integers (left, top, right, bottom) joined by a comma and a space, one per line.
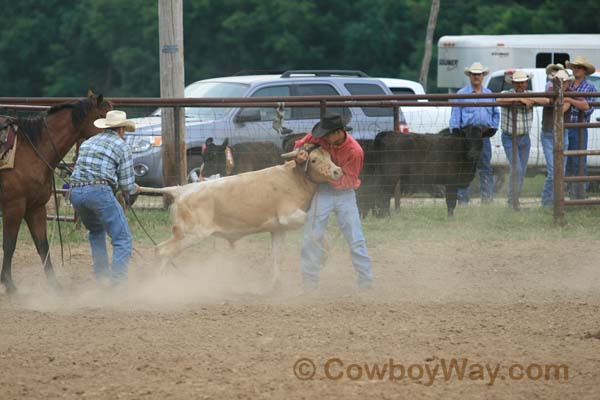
24, 206, 61, 291
2, 206, 25, 294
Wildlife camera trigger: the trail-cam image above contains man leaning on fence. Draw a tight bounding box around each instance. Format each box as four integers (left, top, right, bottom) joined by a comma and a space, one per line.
540, 66, 575, 207
449, 62, 500, 204
564, 56, 596, 199
497, 70, 550, 208
70, 110, 139, 288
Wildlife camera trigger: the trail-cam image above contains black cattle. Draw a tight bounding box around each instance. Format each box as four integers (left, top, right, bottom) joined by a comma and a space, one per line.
356, 138, 446, 219
355, 139, 385, 218
200, 138, 283, 178
373, 125, 496, 216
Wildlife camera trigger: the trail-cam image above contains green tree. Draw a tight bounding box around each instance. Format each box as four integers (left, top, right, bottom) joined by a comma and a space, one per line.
1, 0, 599, 97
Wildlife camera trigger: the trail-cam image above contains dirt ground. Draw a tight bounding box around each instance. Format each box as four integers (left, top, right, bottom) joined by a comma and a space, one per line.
0, 236, 599, 400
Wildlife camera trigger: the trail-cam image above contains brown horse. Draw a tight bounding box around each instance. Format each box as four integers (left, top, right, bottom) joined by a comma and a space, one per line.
0, 93, 113, 294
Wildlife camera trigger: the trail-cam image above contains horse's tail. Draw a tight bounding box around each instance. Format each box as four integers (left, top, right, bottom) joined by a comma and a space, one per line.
138, 186, 181, 200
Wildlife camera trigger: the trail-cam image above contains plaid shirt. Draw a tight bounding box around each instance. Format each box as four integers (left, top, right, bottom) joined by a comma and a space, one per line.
70, 130, 136, 194
500, 90, 533, 136
567, 79, 596, 123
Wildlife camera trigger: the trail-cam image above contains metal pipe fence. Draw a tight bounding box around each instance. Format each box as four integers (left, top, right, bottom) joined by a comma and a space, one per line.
2, 90, 599, 223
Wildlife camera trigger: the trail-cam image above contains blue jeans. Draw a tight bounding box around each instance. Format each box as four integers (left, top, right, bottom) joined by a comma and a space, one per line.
457, 137, 493, 203
70, 184, 132, 284
301, 185, 372, 287
566, 127, 589, 196
501, 133, 531, 205
540, 130, 569, 207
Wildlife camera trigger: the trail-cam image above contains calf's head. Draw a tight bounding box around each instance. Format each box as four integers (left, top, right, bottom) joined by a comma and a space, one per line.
200, 137, 234, 177
460, 125, 496, 161
282, 145, 343, 182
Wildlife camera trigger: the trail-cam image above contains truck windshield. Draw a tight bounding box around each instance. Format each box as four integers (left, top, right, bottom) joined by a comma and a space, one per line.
151, 82, 249, 120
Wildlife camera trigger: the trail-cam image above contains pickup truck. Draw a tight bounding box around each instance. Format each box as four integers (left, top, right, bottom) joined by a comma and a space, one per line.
126, 71, 408, 187
483, 68, 600, 174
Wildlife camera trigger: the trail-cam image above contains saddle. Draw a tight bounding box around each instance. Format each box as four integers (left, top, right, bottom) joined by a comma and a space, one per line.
0, 119, 18, 170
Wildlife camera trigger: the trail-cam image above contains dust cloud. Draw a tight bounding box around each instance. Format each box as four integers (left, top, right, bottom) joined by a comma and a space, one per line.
7, 252, 279, 312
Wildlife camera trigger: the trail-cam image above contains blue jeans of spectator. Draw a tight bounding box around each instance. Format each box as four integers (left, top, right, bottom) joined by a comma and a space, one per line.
566, 127, 588, 196
70, 184, 132, 284
457, 137, 493, 203
502, 133, 530, 205
540, 130, 569, 207
301, 184, 372, 287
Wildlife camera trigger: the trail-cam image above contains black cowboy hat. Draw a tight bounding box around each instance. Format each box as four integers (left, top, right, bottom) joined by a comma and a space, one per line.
311, 113, 350, 138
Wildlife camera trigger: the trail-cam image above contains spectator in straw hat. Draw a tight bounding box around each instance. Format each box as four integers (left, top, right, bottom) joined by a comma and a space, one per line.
70, 110, 139, 287
564, 56, 596, 198
497, 70, 550, 207
449, 62, 500, 204
540, 68, 575, 207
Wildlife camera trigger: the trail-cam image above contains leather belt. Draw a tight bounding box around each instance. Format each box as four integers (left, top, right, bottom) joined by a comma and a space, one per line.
70, 179, 109, 188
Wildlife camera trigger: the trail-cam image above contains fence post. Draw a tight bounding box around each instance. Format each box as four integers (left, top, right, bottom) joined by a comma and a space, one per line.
159, 0, 186, 198
393, 104, 400, 133
320, 100, 327, 118
552, 78, 565, 224
577, 110, 585, 198
511, 104, 519, 210
173, 106, 186, 184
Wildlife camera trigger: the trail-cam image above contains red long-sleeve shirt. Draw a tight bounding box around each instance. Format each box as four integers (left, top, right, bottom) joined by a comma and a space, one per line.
294, 132, 363, 190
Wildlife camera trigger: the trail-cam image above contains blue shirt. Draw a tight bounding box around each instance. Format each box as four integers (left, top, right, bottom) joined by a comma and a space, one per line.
449, 85, 500, 130
70, 130, 137, 195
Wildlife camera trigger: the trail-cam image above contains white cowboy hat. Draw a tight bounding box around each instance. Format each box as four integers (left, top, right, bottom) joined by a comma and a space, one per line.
545, 63, 565, 78
464, 62, 489, 77
94, 110, 136, 132
565, 56, 596, 75
554, 69, 575, 82
504, 70, 532, 84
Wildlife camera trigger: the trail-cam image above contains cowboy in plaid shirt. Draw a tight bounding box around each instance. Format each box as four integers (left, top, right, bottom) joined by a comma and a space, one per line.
70, 131, 136, 194
497, 70, 550, 207
564, 56, 597, 198
70, 110, 138, 287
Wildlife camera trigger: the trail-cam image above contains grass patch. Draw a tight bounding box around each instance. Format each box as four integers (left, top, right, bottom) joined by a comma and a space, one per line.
362, 203, 600, 243
5, 194, 600, 248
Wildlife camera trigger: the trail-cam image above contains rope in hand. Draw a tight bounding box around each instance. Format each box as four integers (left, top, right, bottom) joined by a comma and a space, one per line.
128, 205, 180, 270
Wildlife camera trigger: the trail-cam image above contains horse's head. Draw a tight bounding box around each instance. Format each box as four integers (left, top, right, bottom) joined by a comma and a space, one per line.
79, 90, 113, 139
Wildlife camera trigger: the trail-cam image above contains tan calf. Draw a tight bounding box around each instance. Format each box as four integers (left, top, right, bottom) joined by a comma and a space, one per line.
139, 146, 342, 286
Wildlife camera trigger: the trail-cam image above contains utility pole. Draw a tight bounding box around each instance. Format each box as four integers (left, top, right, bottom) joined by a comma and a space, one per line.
158, 0, 186, 188
419, 0, 440, 89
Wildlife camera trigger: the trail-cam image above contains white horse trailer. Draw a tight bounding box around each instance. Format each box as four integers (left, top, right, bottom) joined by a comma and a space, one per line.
437, 34, 600, 92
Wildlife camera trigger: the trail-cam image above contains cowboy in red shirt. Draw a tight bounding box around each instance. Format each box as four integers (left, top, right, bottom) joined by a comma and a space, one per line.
294, 113, 373, 292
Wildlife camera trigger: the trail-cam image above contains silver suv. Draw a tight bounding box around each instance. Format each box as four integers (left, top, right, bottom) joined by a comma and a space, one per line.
127, 70, 408, 187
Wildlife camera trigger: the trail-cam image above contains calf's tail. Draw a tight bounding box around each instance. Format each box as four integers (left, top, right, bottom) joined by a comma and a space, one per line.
137, 186, 181, 200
